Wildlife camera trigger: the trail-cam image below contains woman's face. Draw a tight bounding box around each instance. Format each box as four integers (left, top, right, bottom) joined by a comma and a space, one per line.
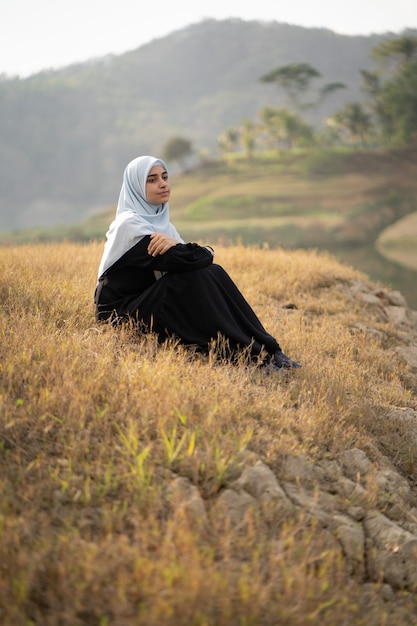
145, 165, 171, 205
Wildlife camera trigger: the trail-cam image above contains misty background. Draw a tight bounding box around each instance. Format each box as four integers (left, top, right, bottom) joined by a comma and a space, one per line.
0, 18, 398, 230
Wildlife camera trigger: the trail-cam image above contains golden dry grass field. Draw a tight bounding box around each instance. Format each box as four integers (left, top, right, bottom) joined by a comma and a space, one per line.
1, 242, 417, 625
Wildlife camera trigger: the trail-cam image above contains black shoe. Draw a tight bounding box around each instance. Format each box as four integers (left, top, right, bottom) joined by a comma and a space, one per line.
273, 350, 302, 370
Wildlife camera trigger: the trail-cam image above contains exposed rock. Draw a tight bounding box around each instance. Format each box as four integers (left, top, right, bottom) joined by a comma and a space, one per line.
347, 505, 366, 521
169, 476, 208, 527
282, 482, 338, 525
373, 466, 411, 505
316, 459, 343, 483
395, 345, 417, 369
283, 454, 326, 485
385, 305, 413, 327
364, 511, 417, 588
380, 583, 396, 602
332, 513, 365, 575
386, 406, 417, 423
216, 488, 257, 526
172, 438, 417, 589
382, 290, 408, 308
345, 278, 417, 333
359, 292, 385, 308
351, 322, 386, 340
362, 582, 396, 603
234, 460, 292, 510
346, 279, 373, 298
340, 448, 373, 480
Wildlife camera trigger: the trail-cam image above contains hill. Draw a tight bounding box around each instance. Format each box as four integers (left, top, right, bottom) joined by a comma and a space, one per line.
1, 241, 417, 623
0, 17, 399, 231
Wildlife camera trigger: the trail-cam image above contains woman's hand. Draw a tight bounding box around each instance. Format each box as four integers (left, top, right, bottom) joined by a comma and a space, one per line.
148, 232, 180, 257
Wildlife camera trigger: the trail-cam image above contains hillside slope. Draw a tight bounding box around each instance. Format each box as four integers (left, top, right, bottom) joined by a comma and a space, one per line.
1, 242, 417, 623
3, 147, 417, 307
7, 148, 417, 249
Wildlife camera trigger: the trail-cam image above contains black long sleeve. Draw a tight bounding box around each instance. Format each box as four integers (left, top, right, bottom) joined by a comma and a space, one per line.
96, 236, 214, 316
109, 236, 214, 276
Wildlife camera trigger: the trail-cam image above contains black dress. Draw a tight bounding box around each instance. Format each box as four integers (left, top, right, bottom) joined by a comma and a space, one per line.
95, 236, 281, 360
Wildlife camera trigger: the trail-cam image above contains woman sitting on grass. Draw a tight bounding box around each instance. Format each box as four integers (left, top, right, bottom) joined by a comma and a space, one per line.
94, 155, 301, 370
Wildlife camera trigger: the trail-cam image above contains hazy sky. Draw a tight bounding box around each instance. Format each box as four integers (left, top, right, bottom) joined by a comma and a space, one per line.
2, 0, 417, 77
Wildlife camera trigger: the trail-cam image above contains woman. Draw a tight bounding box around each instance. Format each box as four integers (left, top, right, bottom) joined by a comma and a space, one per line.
95, 155, 301, 370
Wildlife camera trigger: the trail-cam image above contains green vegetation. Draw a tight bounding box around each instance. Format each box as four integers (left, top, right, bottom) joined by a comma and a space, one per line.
1, 242, 416, 624
227, 35, 417, 153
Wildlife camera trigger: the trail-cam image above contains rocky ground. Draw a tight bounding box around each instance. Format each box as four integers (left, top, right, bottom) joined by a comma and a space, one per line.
168, 278, 417, 606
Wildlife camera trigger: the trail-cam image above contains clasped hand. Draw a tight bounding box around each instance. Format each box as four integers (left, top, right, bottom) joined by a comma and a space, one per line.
148, 232, 179, 257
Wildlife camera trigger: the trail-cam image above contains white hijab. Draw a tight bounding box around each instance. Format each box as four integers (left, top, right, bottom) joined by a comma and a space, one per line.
97, 156, 183, 279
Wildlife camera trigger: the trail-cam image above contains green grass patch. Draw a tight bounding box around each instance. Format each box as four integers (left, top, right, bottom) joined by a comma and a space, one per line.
184, 195, 333, 221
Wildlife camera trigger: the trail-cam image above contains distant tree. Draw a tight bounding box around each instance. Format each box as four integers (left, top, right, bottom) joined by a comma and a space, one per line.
162, 137, 193, 171
377, 60, 417, 144
360, 69, 381, 101
216, 126, 239, 158
257, 107, 281, 150
259, 106, 314, 150
259, 63, 321, 110
327, 102, 372, 146
259, 62, 345, 119
317, 81, 346, 104
359, 35, 417, 144
239, 119, 257, 159
372, 35, 417, 68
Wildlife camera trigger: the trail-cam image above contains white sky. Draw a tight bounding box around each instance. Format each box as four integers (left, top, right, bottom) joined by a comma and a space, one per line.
2, 0, 417, 78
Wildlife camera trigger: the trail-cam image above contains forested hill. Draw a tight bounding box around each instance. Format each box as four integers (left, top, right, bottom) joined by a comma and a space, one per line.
0, 18, 412, 230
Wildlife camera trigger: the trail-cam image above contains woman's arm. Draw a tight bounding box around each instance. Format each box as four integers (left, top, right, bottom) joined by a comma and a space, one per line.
147, 232, 181, 257
115, 235, 214, 274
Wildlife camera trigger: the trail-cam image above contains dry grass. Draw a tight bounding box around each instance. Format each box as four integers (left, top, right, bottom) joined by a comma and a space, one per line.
0, 242, 416, 625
